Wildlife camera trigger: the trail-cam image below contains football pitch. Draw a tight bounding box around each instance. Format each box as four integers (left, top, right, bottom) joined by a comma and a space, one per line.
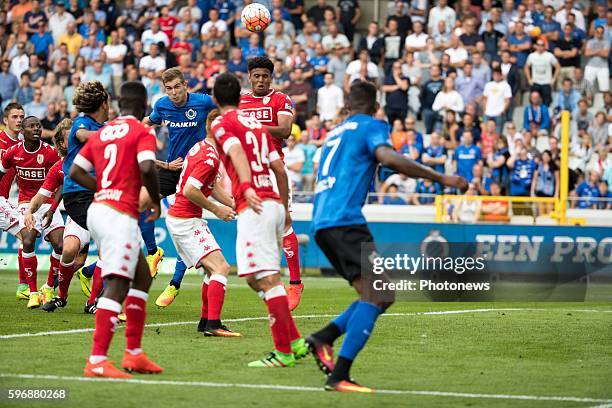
0, 270, 611, 408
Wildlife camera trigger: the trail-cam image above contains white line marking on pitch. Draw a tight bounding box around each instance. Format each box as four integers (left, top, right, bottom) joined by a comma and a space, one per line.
0, 373, 609, 404
1, 308, 610, 340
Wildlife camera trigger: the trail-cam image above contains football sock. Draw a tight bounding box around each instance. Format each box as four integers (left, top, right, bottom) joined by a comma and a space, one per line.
338, 301, 382, 361
138, 211, 157, 255
264, 285, 292, 354
91, 297, 122, 358
47, 251, 61, 287
81, 261, 97, 278
58, 260, 75, 299
207, 274, 227, 326
125, 289, 148, 351
287, 312, 300, 342
282, 227, 301, 284
22, 251, 38, 293
200, 275, 209, 319
312, 301, 359, 345
329, 357, 353, 382
170, 257, 187, 289
18, 249, 26, 284
88, 265, 103, 305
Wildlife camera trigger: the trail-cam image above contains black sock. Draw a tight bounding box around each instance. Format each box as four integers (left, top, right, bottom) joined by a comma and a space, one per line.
148, 248, 158, 256
289, 279, 302, 285
197, 318, 207, 332
170, 280, 181, 289
313, 322, 342, 345
328, 357, 353, 383
206, 319, 221, 330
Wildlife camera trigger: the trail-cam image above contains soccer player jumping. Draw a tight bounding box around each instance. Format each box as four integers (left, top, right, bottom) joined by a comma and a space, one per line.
307, 81, 468, 392
239, 56, 304, 311
211, 73, 307, 367
71, 81, 162, 378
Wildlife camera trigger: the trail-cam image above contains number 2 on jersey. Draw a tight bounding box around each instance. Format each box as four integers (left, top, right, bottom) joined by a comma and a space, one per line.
101, 144, 117, 189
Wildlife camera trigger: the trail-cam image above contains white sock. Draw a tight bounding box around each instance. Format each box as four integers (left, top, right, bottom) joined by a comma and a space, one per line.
126, 348, 143, 355
89, 355, 107, 364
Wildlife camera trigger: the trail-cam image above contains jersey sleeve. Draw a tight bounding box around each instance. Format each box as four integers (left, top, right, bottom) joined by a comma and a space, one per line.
187, 157, 218, 190
39, 163, 63, 197
73, 142, 94, 172
213, 119, 241, 154
148, 99, 163, 125
277, 94, 294, 118
0, 146, 13, 173
365, 120, 392, 157
137, 127, 157, 163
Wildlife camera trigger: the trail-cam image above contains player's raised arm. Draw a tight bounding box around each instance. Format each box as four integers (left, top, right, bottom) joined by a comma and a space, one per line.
375, 145, 468, 192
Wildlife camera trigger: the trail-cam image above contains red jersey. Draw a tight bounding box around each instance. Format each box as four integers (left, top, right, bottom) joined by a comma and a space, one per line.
0, 141, 60, 203
158, 16, 179, 43
211, 109, 281, 212
74, 116, 157, 219
168, 140, 220, 219
239, 89, 294, 160
39, 158, 64, 199
0, 130, 20, 198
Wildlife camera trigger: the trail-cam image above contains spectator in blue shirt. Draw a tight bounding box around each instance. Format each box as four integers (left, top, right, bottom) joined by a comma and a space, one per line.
552, 78, 581, 115
382, 184, 407, 205
538, 6, 562, 51
574, 171, 601, 209
242, 33, 265, 60
523, 91, 551, 132
284, 0, 304, 30
422, 132, 447, 174
508, 148, 537, 196
29, 22, 54, 60
596, 181, 611, 210
411, 178, 439, 205
227, 47, 247, 78
13, 72, 34, 107
400, 129, 423, 163
453, 131, 483, 181
0, 61, 19, 109
309, 43, 329, 89
471, 163, 492, 195
508, 21, 532, 68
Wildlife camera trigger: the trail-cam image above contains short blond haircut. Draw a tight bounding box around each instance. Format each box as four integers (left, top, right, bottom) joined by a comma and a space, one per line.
161, 68, 185, 84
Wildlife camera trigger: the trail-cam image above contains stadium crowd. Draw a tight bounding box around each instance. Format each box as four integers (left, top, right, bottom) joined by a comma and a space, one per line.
0, 0, 611, 212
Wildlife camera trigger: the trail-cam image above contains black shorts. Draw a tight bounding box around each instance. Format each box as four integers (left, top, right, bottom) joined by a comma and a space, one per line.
63, 191, 95, 230
315, 224, 375, 284
158, 168, 180, 198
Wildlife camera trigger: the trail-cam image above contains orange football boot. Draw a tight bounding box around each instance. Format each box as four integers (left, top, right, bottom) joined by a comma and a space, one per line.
84, 360, 133, 378
122, 352, 163, 374
287, 283, 304, 311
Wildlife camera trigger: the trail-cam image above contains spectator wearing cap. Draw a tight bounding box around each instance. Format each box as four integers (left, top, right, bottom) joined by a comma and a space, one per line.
523, 91, 550, 132
584, 26, 610, 93
524, 38, 560, 107
508, 147, 536, 196
482, 65, 512, 135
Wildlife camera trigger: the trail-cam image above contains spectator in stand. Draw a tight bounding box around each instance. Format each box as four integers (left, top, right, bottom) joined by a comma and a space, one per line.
344, 48, 379, 93
0, 60, 19, 109
588, 112, 609, 149
287, 67, 311, 127
481, 19, 504, 62
554, 23, 582, 86
336, 0, 360, 43
482, 66, 512, 135
141, 20, 169, 53
432, 76, 464, 122
555, 0, 586, 32
297, 20, 321, 57
139, 43, 166, 77
26, 54, 46, 89
321, 20, 350, 54
459, 17, 480, 53
64, 73, 80, 113
13, 72, 34, 107
388, 0, 412, 38
242, 33, 265, 60
480, 181, 510, 222
552, 78, 581, 115
422, 132, 447, 174
457, 112, 481, 144
383, 60, 409, 124
317, 72, 343, 122
480, 119, 499, 157
524, 38, 560, 107
452, 183, 481, 223
584, 26, 610, 93
487, 136, 511, 192
400, 129, 423, 162
531, 149, 558, 214
444, 35, 468, 69
523, 91, 550, 132
358, 21, 383, 65
282, 135, 305, 190
411, 178, 439, 205
378, 173, 416, 203
48, 2, 74, 45
596, 181, 611, 210
508, 21, 532, 69
24, 0, 47, 34
381, 18, 404, 74
573, 68, 594, 106
538, 6, 561, 49
201, 8, 227, 39
305, 0, 333, 27
508, 147, 536, 196
28, 21, 53, 60
24, 88, 47, 119
40, 71, 63, 104
9, 42, 29, 80
382, 184, 407, 205
41, 102, 61, 141
569, 133, 593, 175
427, 0, 456, 36
298, 130, 318, 191
455, 62, 484, 109
499, 50, 520, 122
404, 20, 427, 53
453, 131, 482, 182
573, 170, 601, 209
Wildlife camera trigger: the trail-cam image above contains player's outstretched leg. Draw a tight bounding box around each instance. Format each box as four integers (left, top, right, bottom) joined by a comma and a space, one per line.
122, 251, 163, 374
155, 257, 186, 308
76, 260, 96, 298
246, 274, 300, 368
140, 211, 163, 278
283, 226, 304, 312
197, 252, 240, 337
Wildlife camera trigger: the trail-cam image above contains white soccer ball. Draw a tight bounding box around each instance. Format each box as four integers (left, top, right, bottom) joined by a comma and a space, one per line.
241, 3, 271, 33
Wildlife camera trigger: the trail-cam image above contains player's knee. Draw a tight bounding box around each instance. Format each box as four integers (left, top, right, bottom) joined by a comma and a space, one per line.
218, 261, 230, 277
21, 236, 36, 252
52, 241, 63, 255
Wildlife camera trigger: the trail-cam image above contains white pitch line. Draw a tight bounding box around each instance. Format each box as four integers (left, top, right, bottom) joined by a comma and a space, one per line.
1, 307, 611, 340
0, 373, 610, 404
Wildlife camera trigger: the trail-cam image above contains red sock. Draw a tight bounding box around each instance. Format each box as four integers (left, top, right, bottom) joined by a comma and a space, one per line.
18, 249, 26, 284
47, 252, 61, 287
22, 252, 38, 292
207, 275, 227, 321
201, 276, 209, 319
264, 286, 292, 354
283, 228, 301, 283
88, 265, 102, 305
58, 261, 75, 299
92, 297, 121, 357
288, 313, 300, 342
125, 289, 147, 351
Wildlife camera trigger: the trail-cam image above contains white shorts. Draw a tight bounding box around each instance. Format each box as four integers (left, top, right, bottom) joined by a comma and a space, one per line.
0, 197, 20, 236
87, 203, 141, 280
269, 164, 293, 211
63, 216, 91, 250
166, 215, 221, 269
236, 200, 285, 277
18, 202, 64, 241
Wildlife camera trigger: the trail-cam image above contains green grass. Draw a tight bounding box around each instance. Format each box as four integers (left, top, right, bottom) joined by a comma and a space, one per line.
0, 270, 611, 407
